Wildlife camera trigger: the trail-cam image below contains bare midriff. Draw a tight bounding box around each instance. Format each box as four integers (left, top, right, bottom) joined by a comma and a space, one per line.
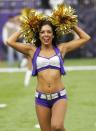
36, 69, 64, 93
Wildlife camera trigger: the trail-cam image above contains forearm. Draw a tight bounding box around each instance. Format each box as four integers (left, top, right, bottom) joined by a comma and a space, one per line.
6, 31, 21, 45
73, 26, 91, 41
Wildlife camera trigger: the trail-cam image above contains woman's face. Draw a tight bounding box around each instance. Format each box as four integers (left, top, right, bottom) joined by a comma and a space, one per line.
39, 24, 54, 46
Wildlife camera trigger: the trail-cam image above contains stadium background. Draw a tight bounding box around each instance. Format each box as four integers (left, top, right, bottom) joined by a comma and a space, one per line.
0, 0, 96, 61
0, 1, 96, 131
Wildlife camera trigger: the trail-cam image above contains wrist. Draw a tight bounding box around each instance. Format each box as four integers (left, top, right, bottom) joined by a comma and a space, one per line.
72, 25, 77, 30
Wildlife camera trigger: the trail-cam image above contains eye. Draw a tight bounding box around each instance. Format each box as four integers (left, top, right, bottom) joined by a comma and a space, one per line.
40, 30, 53, 35
40, 31, 44, 34
47, 30, 52, 34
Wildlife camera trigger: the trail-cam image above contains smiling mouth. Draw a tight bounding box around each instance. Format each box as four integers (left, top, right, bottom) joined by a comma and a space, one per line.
43, 38, 50, 43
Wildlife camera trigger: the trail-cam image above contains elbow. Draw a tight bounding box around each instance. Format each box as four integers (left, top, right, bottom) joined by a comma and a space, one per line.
6, 39, 12, 46
86, 33, 91, 41
84, 35, 91, 42
86, 35, 91, 41
6, 40, 10, 46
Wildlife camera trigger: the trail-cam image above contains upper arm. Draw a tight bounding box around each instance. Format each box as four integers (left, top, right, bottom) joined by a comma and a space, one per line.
58, 26, 91, 55
58, 38, 90, 55
7, 41, 36, 58
6, 31, 36, 57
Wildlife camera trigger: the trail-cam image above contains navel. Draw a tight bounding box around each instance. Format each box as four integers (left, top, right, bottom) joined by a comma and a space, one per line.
48, 83, 51, 88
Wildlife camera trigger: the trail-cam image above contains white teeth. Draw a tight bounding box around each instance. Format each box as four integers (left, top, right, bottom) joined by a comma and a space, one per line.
44, 38, 49, 40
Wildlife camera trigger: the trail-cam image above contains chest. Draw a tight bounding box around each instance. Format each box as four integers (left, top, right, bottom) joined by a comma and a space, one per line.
39, 50, 56, 58
36, 55, 60, 67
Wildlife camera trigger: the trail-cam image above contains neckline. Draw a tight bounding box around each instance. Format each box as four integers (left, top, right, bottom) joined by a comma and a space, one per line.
38, 54, 57, 59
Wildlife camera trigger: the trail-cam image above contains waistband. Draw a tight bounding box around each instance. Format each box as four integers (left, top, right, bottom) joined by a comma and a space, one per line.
35, 89, 67, 100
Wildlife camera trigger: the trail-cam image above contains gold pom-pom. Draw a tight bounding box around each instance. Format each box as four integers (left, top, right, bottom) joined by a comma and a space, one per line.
21, 7, 32, 16
20, 9, 46, 43
19, 4, 78, 44
50, 4, 78, 36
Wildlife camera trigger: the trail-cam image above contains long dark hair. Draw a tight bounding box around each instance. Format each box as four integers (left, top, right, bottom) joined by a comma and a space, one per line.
34, 20, 57, 47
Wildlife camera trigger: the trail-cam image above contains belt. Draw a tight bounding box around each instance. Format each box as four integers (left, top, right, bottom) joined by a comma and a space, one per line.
35, 89, 67, 100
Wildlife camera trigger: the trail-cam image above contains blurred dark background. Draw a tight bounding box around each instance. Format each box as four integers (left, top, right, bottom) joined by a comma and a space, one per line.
0, 0, 96, 61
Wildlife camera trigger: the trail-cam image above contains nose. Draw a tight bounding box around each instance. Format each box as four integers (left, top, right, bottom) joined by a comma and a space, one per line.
44, 32, 48, 36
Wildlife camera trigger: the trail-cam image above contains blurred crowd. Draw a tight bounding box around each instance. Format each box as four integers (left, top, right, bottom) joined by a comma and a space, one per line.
0, 0, 96, 62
